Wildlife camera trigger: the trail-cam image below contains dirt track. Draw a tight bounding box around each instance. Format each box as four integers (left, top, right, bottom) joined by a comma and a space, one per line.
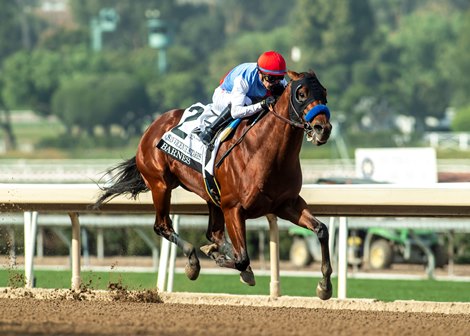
0, 288, 469, 336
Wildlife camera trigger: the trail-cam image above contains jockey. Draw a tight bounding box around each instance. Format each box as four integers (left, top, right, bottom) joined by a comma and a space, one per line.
199, 50, 288, 146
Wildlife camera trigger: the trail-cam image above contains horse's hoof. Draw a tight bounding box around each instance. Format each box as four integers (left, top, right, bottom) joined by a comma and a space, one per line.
240, 266, 256, 286
316, 281, 333, 300
185, 261, 201, 281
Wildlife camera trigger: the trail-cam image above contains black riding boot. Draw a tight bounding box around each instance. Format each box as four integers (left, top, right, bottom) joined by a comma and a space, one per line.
199, 104, 233, 145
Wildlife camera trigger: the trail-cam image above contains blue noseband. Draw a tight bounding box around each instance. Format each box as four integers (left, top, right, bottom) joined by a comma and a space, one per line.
305, 104, 330, 122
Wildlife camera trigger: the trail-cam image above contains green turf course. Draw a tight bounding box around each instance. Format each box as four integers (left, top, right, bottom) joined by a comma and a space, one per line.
1, 269, 469, 302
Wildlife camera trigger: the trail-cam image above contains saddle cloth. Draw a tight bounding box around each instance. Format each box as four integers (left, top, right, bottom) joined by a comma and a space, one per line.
156, 103, 240, 205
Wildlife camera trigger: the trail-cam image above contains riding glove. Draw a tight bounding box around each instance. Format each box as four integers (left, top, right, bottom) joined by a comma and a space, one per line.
260, 96, 276, 110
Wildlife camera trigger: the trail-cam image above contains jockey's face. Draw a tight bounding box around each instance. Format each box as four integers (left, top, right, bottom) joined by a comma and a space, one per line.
259, 72, 284, 90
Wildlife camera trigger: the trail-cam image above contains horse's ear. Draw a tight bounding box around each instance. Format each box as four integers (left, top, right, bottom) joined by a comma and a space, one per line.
287, 70, 300, 80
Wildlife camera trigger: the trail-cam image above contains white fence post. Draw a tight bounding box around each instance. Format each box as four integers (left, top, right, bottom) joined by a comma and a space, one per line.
337, 216, 348, 299
69, 212, 81, 291
459, 133, 469, 150
157, 214, 176, 292
267, 214, 280, 298
166, 215, 179, 292
428, 133, 439, 148
24, 211, 38, 288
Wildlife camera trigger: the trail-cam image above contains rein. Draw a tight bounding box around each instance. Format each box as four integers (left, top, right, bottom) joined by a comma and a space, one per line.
215, 109, 268, 168
269, 104, 304, 129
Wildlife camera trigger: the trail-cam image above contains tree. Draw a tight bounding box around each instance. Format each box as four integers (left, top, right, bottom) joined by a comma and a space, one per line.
147, 69, 206, 114
37, 27, 88, 51
389, 7, 459, 131
0, 1, 25, 62
0, 0, 42, 151
0, 80, 17, 151
452, 105, 470, 132
176, 11, 225, 61
2, 50, 62, 115
1, 47, 151, 116
52, 73, 150, 137
292, 0, 375, 68
216, 0, 289, 36
98, 73, 150, 135
442, 9, 470, 108
2, 51, 33, 111
289, 0, 376, 119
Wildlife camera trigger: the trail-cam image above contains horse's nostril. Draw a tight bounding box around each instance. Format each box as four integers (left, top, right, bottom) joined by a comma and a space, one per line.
314, 125, 323, 134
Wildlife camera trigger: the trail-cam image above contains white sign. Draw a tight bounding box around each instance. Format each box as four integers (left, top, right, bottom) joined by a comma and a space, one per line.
355, 148, 437, 184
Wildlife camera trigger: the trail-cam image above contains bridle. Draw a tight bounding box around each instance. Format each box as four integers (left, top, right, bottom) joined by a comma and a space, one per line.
269, 75, 330, 139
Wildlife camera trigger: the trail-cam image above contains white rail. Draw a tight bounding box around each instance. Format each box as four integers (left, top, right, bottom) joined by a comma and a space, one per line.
425, 132, 470, 150
1, 183, 470, 299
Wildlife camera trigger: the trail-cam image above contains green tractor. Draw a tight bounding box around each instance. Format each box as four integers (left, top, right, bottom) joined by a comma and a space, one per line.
288, 225, 447, 270
364, 227, 448, 270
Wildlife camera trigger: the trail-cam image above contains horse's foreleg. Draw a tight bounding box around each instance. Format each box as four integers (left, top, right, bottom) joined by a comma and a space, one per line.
166, 230, 201, 281
277, 197, 333, 300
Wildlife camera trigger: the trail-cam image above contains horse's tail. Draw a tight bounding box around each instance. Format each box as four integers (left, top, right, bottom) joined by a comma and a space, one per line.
92, 156, 149, 209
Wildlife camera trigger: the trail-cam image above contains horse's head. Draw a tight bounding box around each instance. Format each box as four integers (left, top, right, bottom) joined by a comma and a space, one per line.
281, 70, 332, 146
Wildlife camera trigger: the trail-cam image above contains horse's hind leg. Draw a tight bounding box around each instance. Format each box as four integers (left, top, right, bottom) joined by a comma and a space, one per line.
200, 203, 234, 262
147, 183, 201, 281
277, 197, 333, 300
313, 220, 333, 300
155, 216, 201, 280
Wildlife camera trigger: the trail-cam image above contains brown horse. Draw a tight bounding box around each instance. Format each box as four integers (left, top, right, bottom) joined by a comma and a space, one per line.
94, 70, 333, 300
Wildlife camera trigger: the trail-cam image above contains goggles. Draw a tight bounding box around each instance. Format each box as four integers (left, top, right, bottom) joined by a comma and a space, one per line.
261, 73, 284, 84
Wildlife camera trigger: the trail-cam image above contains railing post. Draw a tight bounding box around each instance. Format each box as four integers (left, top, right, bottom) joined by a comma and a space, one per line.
167, 215, 179, 292
459, 133, 469, 150
97, 228, 104, 260
69, 212, 81, 291
337, 216, 348, 299
428, 132, 439, 148
24, 211, 38, 288
157, 214, 175, 292
266, 214, 280, 298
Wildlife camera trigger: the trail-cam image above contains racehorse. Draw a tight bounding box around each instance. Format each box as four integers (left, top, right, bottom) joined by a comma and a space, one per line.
93, 70, 333, 300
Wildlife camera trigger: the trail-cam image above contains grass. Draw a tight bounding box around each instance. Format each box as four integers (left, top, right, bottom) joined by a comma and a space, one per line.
1, 269, 469, 302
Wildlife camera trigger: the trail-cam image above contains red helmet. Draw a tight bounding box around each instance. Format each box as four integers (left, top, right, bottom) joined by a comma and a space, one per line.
257, 51, 286, 76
